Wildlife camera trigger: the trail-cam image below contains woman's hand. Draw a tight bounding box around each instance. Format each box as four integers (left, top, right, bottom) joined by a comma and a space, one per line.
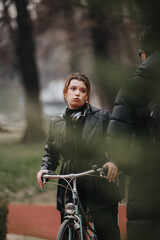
103, 162, 118, 182
37, 169, 48, 190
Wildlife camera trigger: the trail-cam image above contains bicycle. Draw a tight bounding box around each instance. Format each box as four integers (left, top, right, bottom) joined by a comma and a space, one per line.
42, 165, 107, 240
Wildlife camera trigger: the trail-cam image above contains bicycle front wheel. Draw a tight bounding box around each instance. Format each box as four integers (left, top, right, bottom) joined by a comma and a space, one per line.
57, 219, 81, 240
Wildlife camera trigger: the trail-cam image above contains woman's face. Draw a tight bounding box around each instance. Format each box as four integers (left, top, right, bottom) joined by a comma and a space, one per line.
66, 79, 88, 109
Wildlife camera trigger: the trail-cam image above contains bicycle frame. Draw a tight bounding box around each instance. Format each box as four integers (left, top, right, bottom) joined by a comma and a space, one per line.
43, 167, 105, 239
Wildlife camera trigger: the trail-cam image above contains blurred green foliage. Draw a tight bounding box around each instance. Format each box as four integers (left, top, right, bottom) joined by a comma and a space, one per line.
0, 142, 60, 203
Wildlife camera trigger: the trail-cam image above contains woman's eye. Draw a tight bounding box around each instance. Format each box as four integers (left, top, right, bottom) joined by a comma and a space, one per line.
81, 89, 86, 93
71, 87, 76, 90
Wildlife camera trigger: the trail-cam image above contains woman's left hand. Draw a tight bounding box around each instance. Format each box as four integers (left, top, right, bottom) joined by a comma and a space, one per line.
103, 162, 118, 182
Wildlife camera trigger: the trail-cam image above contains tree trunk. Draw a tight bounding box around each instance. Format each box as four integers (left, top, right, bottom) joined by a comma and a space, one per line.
14, 0, 45, 142
88, 1, 135, 109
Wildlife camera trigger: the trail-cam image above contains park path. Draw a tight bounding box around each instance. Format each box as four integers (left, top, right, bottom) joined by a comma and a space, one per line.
7, 204, 127, 240
7, 233, 46, 240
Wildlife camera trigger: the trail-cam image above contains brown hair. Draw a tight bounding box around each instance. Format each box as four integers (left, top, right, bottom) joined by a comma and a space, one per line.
63, 72, 91, 107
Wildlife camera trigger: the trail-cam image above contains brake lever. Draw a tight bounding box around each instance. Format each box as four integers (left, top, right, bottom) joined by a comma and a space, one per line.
103, 167, 108, 177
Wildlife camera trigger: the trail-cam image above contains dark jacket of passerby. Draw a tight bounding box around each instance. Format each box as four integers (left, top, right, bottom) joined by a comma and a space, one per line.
107, 51, 160, 239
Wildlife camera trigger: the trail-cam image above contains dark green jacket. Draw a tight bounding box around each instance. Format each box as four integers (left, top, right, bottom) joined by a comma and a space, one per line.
107, 51, 160, 220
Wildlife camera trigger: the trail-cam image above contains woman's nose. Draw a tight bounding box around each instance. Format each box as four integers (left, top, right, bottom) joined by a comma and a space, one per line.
75, 90, 80, 95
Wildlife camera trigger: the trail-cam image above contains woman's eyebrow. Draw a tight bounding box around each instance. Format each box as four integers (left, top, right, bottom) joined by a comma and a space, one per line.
70, 85, 86, 89
81, 87, 87, 89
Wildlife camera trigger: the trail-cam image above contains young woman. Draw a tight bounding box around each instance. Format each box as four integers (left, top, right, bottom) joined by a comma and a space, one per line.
37, 72, 121, 240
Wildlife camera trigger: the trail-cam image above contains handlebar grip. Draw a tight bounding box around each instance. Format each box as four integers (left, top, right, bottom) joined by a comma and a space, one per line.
41, 173, 49, 183
42, 170, 57, 183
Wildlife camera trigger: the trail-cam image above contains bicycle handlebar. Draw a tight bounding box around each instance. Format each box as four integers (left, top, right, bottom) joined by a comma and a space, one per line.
42, 166, 107, 184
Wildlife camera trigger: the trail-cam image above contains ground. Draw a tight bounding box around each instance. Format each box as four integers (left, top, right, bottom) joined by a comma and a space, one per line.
7, 203, 127, 240
7, 234, 46, 240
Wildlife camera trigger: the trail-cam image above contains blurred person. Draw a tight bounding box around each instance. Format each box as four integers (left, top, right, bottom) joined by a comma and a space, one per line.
107, 26, 160, 240
37, 72, 121, 240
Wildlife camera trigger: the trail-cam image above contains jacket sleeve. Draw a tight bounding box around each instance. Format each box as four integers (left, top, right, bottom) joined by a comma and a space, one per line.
99, 109, 111, 161
41, 119, 60, 171
107, 79, 136, 174
101, 109, 111, 133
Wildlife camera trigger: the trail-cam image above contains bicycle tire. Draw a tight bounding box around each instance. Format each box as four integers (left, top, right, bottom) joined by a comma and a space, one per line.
57, 219, 81, 240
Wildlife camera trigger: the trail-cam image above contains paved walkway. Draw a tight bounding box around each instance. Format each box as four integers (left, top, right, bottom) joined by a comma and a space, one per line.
7, 234, 46, 240
7, 204, 127, 240
7, 204, 60, 240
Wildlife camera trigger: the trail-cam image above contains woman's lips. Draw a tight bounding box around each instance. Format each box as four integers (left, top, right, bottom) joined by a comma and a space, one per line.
73, 98, 80, 101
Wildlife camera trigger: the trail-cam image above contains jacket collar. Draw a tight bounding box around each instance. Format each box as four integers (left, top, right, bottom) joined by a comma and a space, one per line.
135, 51, 160, 80
82, 104, 99, 141
60, 104, 100, 142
